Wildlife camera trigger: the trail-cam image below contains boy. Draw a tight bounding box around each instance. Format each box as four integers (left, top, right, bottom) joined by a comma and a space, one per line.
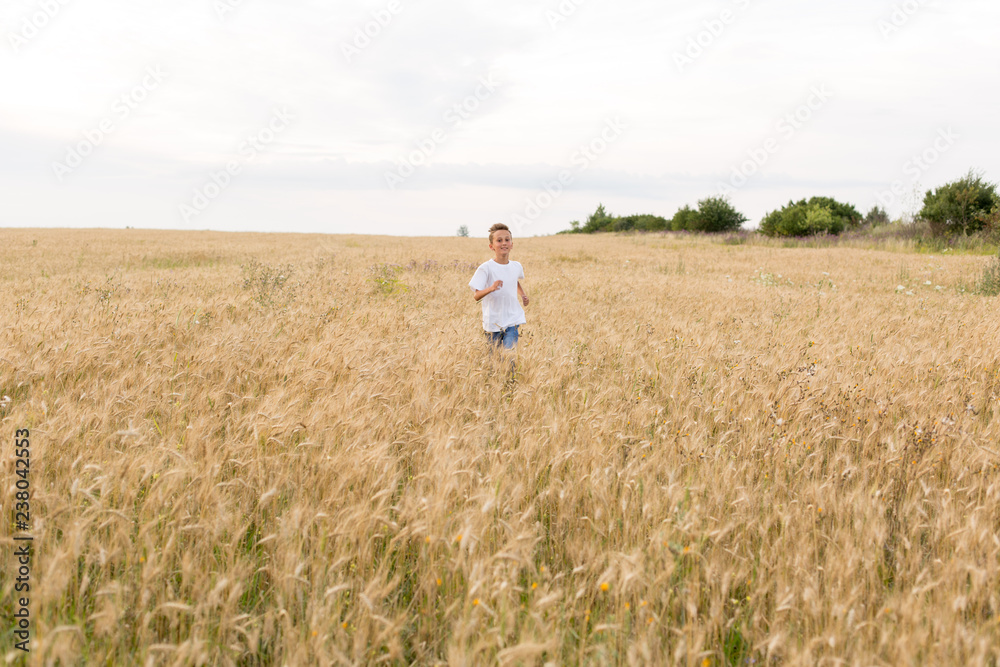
469, 223, 529, 349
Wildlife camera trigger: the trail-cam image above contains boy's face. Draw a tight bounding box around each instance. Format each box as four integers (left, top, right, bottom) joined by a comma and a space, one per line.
489, 230, 513, 257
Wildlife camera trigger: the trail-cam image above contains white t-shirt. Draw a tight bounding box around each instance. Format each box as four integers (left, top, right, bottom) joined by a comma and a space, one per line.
469, 259, 526, 332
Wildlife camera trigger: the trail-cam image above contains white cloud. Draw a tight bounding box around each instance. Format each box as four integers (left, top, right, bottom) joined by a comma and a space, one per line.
1, 0, 999, 234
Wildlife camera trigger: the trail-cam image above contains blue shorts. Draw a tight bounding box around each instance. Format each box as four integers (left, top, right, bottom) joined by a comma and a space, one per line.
486, 325, 519, 350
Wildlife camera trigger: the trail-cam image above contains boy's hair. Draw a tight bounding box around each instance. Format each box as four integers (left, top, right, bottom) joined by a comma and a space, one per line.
488, 223, 511, 244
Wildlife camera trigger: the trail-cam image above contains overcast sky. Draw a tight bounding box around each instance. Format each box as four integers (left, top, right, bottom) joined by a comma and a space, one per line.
2, 0, 997, 237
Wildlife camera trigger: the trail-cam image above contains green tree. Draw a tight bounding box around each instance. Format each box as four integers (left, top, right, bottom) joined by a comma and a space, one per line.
864, 205, 890, 227
579, 203, 615, 233
614, 213, 669, 232
694, 196, 747, 232
456, 225, 469, 237
558, 206, 674, 234
760, 203, 798, 237
759, 197, 860, 237
803, 205, 836, 235
670, 205, 698, 231
667, 199, 746, 232
806, 196, 862, 228
919, 170, 999, 236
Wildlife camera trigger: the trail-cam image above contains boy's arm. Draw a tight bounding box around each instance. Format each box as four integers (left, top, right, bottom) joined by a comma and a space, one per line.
517, 281, 529, 306
473, 280, 504, 302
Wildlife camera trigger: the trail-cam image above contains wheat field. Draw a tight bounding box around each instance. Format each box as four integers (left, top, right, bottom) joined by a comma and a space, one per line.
2, 228, 1000, 666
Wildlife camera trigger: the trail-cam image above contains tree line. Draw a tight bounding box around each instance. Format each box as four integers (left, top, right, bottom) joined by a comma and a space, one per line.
558, 170, 999, 238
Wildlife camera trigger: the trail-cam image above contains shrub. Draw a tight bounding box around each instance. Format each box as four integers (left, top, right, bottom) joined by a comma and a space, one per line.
803, 205, 836, 235
670, 205, 698, 231
759, 197, 861, 237
919, 170, 999, 236
569, 205, 669, 233
558, 220, 582, 234
693, 196, 747, 232
975, 251, 1000, 296
564, 200, 739, 234
669, 198, 747, 233
456, 225, 469, 237
864, 206, 890, 227
981, 205, 1000, 232
613, 213, 670, 232
578, 204, 615, 233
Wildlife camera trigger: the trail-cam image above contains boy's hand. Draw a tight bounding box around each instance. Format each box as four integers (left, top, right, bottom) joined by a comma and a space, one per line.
521, 293, 529, 306
491, 280, 503, 292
